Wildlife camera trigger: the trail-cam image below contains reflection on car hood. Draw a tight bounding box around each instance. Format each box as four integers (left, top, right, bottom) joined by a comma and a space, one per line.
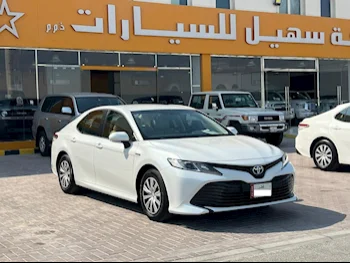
150, 135, 283, 165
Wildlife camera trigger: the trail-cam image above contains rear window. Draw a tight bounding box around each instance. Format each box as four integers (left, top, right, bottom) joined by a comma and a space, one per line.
76, 97, 125, 113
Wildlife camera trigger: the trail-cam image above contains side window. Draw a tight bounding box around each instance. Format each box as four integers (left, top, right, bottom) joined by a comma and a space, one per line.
41, 98, 53, 113
190, 95, 206, 109
49, 97, 64, 114
77, 110, 105, 137
335, 107, 350, 123
103, 111, 136, 141
62, 97, 75, 115
208, 96, 222, 109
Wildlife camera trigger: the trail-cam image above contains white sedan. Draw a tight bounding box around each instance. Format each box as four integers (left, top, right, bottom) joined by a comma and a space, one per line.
296, 103, 350, 171
52, 105, 297, 222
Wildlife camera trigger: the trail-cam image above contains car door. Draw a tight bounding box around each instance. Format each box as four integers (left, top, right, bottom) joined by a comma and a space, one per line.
70, 110, 106, 185
93, 110, 138, 200
330, 107, 350, 164
206, 95, 224, 122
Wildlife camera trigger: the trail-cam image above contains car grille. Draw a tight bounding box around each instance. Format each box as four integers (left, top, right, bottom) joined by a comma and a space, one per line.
190, 174, 294, 208
258, 116, 280, 122
274, 107, 286, 111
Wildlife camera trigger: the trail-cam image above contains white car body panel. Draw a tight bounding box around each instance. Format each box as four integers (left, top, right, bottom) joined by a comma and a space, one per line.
296, 103, 350, 165
52, 105, 297, 216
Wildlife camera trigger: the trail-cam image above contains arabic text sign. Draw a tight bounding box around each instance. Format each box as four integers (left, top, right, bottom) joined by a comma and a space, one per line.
2, 0, 350, 58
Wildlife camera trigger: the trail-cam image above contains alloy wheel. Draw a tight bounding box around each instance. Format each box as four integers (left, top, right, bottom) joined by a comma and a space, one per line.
142, 177, 162, 215
59, 160, 72, 190
39, 136, 46, 153
315, 144, 333, 169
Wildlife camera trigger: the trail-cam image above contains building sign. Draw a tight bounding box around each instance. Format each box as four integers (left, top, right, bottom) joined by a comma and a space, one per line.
2, 0, 350, 58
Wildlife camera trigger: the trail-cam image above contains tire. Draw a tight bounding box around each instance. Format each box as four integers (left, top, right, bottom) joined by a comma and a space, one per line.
57, 154, 80, 194
312, 140, 340, 171
139, 169, 171, 222
265, 133, 284, 147
38, 131, 50, 157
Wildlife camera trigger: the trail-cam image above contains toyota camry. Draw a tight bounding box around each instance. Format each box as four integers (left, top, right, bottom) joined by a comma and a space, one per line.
51, 105, 297, 222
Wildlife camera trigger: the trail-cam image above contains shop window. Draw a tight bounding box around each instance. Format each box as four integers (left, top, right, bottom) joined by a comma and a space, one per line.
121, 71, 157, 104
216, 0, 230, 9
265, 59, 315, 70
0, 49, 37, 142
321, 0, 331, 17
319, 60, 349, 113
171, 0, 187, 5
191, 56, 201, 93
120, 54, 155, 68
158, 70, 191, 105
38, 50, 79, 65
38, 67, 82, 98
211, 57, 261, 95
80, 52, 119, 66
157, 55, 190, 68
280, 0, 301, 15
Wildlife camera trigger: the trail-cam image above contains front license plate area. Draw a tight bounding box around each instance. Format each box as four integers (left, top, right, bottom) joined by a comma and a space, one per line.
270, 126, 278, 132
251, 183, 272, 199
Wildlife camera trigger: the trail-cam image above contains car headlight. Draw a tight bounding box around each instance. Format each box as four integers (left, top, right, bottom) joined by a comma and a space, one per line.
1, 111, 8, 117
242, 115, 258, 122
282, 153, 289, 168
167, 158, 222, 176
280, 114, 285, 121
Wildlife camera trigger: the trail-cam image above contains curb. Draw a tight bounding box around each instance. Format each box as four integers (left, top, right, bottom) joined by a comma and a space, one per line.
0, 148, 40, 156
284, 134, 297, 139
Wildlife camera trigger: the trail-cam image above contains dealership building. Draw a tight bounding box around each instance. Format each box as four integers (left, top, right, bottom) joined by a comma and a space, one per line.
1, 0, 350, 152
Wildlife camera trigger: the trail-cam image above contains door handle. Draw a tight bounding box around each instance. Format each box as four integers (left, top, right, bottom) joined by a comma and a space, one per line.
96, 143, 103, 149
71, 137, 76, 143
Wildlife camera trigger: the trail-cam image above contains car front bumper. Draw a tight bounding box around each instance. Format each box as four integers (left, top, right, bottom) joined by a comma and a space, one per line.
160, 161, 297, 216
241, 122, 288, 134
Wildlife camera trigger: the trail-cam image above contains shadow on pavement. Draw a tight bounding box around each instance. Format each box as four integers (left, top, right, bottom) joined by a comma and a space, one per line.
169, 203, 346, 233
0, 154, 52, 178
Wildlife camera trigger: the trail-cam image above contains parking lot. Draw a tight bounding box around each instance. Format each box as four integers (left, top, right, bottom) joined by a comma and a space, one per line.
0, 138, 349, 262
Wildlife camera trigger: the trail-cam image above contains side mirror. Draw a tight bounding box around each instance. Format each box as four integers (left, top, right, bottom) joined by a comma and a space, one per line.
61, 107, 73, 115
212, 103, 219, 111
109, 131, 131, 148
227, 126, 238, 135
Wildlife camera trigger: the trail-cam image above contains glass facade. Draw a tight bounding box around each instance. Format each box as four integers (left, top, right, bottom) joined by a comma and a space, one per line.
0, 49, 198, 142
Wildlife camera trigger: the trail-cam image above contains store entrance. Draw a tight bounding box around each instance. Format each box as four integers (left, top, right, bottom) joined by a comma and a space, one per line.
265, 72, 317, 127
90, 71, 117, 95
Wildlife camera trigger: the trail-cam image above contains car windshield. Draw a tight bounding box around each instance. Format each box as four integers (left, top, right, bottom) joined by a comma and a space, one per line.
132, 110, 231, 140
267, 92, 285, 102
221, 94, 258, 108
76, 97, 125, 113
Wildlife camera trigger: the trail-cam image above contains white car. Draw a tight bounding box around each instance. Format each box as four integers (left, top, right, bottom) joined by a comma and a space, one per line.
296, 103, 350, 171
51, 105, 297, 222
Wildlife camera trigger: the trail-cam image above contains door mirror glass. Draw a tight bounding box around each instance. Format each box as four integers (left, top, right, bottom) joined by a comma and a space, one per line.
212, 103, 219, 111
109, 132, 131, 148
227, 126, 238, 135
61, 106, 73, 115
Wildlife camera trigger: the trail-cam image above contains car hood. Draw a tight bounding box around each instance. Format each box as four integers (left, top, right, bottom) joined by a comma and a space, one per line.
227, 108, 282, 116
149, 136, 283, 165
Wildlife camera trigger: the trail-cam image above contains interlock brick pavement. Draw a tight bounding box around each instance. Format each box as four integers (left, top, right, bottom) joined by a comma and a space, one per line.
0, 145, 349, 262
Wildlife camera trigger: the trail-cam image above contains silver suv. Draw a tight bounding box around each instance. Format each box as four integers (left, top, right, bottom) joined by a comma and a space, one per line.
32, 93, 125, 156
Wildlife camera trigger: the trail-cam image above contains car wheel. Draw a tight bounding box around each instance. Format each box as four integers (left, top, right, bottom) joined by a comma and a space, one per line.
58, 154, 80, 194
140, 169, 171, 222
313, 140, 340, 171
38, 131, 50, 157
265, 133, 284, 147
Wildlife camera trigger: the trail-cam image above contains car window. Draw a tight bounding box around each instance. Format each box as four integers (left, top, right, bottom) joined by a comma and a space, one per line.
221, 94, 258, 108
335, 107, 350, 123
46, 97, 64, 114
75, 97, 125, 113
77, 110, 105, 137
103, 111, 136, 141
132, 110, 230, 140
208, 96, 222, 109
190, 95, 206, 109
62, 97, 75, 115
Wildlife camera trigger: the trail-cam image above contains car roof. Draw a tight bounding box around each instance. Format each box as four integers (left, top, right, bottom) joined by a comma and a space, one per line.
44, 93, 119, 98
192, 91, 251, 95
92, 104, 194, 112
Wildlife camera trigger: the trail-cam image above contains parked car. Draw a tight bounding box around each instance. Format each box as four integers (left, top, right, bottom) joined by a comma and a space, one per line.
131, 95, 185, 105
0, 91, 38, 140
189, 91, 287, 146
51, 104, 296, 222
319, 95, 348, 114
296, 103, 350, 171
251, 91, 295, 121
32, 93, 125, 156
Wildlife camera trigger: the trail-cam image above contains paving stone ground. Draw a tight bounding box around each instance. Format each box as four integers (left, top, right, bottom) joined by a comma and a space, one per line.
0, 139, 349, 262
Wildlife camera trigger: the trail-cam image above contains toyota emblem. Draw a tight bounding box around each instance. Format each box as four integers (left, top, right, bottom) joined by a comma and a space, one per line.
252, 165, 265, 176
